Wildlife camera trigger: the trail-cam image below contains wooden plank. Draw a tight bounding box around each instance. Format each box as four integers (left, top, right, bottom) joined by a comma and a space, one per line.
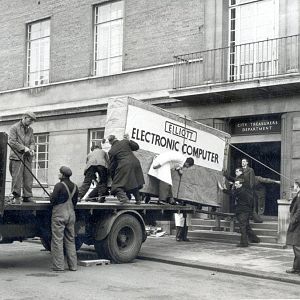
78, 259, 110, 267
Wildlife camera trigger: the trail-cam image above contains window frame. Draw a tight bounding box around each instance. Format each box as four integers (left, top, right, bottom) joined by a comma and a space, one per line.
32, 133, 49, 186
26, 18, 51, 87
93, 1, 124, 77
89, 128, 105, 152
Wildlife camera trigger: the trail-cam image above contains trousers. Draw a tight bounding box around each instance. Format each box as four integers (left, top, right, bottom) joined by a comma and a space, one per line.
79, 165, 108, 199
9, 159, 33, 197
51, 186, 77, 271
236, 211, 259, 245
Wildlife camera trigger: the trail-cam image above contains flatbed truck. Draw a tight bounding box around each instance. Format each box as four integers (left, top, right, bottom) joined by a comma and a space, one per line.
0, 196, 196, 263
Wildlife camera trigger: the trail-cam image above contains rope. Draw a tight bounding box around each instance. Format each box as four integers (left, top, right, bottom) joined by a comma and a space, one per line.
220, 136, 293, 183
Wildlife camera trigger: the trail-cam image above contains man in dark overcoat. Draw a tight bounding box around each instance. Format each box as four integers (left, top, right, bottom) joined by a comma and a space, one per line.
286, 179, 300, 274
232, 180, 260, 247
108, 135, 144, 204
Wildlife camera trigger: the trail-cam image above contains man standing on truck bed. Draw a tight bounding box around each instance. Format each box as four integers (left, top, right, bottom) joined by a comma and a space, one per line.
8, 111, 36, 204
78, 140, 109, 202
50, 166, 79, 272
108, 134, 144, 204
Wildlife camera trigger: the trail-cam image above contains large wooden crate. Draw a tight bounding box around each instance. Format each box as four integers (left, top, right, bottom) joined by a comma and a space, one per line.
104, 97, 230, 207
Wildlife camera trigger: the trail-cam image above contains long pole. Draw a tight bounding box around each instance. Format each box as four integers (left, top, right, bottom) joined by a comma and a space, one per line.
7, 142, 50, 197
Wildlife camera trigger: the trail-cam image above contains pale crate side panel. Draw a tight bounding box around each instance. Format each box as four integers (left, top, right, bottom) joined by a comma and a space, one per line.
104, 97, 129, 139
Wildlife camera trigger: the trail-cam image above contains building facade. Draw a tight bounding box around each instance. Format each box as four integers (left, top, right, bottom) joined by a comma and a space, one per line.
0, 0, 299, 216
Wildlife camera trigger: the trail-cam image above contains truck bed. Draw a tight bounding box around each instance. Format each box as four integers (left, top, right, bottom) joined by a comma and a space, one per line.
3, 197, 197, 213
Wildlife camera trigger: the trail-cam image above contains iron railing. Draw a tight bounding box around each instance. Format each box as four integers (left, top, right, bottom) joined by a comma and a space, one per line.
173, 34, 300, 90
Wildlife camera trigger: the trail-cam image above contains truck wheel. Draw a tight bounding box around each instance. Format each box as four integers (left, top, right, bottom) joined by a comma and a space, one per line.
97, 214, 143, 263
40, 236, 83, 252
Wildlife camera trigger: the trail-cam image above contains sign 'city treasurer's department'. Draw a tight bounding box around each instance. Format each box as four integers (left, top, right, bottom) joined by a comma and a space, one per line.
125, 105, 226, 172
104, 97, 231, 206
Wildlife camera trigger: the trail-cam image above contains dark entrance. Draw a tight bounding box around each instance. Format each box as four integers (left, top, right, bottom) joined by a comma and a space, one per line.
230, 142, 281, 216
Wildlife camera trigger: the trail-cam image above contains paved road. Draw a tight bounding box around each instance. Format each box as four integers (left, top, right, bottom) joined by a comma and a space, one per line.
0, 241, 299, 300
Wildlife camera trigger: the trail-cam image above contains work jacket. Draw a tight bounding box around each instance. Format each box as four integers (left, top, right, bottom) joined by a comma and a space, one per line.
8, 121, 35, 160
84, 148, 109, 174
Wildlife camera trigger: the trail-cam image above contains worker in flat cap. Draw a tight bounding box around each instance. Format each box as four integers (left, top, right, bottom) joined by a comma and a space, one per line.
50, 166, 79, 272
8, 111, 37, 204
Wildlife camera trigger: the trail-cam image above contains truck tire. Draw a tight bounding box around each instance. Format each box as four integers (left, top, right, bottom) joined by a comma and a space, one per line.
40, 236, 83, 252
95, 214, 143, 263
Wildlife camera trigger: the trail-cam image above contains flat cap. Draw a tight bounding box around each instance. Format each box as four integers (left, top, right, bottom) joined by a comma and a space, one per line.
107, 135, 116, 142
24, 111, 37, 120
59, 166, 72, 177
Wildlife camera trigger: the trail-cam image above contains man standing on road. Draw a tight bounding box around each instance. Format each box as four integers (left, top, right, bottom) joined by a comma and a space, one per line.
50, 166, 79, 272
8, 111, 36, 204
286, 179, 300, 274
108, 134, 145, 204
148, 151, 194, 204
78, 141, 109, 202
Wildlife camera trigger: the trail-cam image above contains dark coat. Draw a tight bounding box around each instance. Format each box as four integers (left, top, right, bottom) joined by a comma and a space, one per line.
242, 166, 255, 189
108, 139, 145, 194
232, 186, 253, 213
286, 193, 300, 246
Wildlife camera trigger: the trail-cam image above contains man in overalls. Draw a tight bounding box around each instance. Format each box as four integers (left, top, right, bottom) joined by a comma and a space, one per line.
50, 166, 79, 272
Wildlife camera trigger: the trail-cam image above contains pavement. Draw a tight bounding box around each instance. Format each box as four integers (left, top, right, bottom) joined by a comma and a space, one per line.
138, 236, 300, 285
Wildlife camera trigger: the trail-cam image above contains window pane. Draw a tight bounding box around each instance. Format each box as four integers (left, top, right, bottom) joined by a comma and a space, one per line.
111, 1, 123, 20
110, 56, 122, 74
97, 24, 110, 59
98, 4, 110, 23
96, 59, 109, 76
110, 20, 123, 57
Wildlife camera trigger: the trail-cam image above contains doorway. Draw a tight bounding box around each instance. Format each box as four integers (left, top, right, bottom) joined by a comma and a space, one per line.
230, 142, 281, 216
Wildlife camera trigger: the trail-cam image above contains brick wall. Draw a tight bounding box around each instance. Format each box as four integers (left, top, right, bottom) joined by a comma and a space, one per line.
0, 0, 205, 91
124, 0, 204, 69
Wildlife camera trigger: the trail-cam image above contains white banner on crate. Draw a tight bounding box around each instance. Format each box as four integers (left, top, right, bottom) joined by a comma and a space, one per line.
125, 105, 226, 171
